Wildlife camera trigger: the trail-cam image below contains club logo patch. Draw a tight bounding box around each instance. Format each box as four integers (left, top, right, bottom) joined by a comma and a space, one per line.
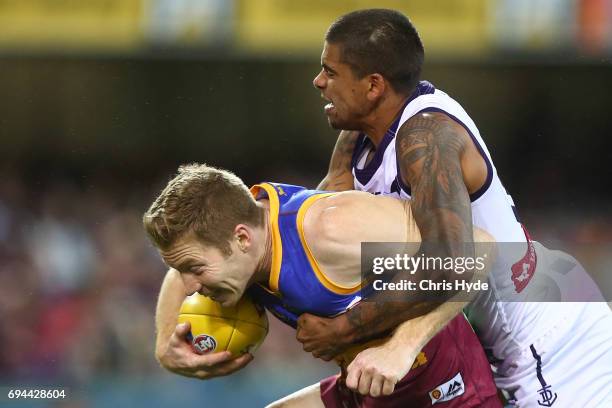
429, 372, 465, 405
192, 334, 217, 354
511, 239, 537, 293
411, 352, 428, 370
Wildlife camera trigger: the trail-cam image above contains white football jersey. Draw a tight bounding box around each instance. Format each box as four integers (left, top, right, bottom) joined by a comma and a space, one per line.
352, 81, 568, 366
351, 80, 612, 406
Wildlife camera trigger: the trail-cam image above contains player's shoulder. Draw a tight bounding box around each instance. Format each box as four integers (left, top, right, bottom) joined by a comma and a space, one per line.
396, 111, 471, 159
304, 191, 371, 245
303, 191, 406, 247
400, 110, 467, 136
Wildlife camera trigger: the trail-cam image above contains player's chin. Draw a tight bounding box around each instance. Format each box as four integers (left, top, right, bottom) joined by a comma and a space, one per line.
327, 117, 345, 130
327, 115, 357, 131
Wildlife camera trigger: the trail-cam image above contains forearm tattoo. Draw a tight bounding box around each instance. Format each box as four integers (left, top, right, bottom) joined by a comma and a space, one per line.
343, 113, 475, 344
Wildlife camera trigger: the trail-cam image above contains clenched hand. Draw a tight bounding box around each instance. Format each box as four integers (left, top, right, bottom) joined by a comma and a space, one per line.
156, 321, 253, 379
345, 337, 418, 397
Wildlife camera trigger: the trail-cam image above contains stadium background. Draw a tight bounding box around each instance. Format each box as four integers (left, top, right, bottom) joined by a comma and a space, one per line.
0, 0, 610, 407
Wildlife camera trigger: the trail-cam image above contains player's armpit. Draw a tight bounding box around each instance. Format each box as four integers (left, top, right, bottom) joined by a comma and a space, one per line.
317, 130, 360, 191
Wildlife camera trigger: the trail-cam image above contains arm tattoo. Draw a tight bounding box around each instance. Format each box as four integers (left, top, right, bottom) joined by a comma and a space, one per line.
396, 113, 472, 246
341, 113, 475, 345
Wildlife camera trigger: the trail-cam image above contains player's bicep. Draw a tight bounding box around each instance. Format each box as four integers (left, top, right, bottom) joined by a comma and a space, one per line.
395, 127, 430, 186
396, 112, 466, 199
395, 112, 472, 241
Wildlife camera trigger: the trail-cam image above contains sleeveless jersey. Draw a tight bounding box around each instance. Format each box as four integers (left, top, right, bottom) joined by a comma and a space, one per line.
352, 80, 525, 243
247, 182, 362, 330
246, 183, 502, 402
350, 80, 560, 367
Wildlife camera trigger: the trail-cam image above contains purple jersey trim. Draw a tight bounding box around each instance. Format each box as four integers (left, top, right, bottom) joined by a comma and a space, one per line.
352, 81, 436, 186
394, 107, 494, 202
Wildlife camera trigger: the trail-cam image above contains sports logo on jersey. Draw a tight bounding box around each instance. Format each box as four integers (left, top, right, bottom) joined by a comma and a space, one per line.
192, 334, 217, 354
537, 384, 558, 407
411, 352, 428, 370
511, 239, 537, 293
429, 372, 465, 405
531, 344, 558, 407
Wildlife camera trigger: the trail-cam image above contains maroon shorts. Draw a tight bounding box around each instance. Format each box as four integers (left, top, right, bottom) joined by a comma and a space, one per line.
320, 315, 501, 407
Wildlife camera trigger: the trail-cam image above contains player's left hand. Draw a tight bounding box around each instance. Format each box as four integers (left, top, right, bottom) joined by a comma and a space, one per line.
345, 338, 417, 397
296, 313, 350, 361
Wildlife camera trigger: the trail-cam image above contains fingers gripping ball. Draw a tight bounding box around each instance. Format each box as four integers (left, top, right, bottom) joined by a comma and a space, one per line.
178, 294, 268, 356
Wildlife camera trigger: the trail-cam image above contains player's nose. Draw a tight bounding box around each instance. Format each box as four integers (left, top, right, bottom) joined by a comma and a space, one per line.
313, 70, 325, 89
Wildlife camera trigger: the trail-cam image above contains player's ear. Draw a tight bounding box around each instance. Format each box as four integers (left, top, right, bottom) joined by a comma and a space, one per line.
366, 73, 385, 101
234, 224, 252, 252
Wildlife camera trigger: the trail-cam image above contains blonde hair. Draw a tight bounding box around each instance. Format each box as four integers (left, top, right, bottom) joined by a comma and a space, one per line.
143, 163, 263, 254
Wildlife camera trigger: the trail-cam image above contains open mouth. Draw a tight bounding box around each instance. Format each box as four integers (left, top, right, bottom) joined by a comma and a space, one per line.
321, 94, 335, 114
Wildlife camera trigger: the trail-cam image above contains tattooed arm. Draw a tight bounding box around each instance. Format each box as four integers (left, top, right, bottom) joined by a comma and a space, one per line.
396, 111, 473, 252
317, 130, 360, 191
297, 112, 482, 359
341, 112, 483, 395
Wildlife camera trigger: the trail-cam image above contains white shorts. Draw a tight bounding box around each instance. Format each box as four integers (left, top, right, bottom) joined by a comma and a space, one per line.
488, 242, 612, 408
496, 301, 612, 407
467, 237, 612, 407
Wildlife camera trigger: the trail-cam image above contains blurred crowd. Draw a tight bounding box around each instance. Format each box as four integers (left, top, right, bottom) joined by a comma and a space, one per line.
0, 174, 164, 383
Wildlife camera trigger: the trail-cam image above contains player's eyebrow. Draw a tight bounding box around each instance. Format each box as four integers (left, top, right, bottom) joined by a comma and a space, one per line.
322, 63, 337, 75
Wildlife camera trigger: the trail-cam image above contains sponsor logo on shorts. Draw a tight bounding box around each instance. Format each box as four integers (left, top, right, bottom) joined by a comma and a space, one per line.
537, 385, 557, 407
429, 372, 465, 405
192, 334, 217, 354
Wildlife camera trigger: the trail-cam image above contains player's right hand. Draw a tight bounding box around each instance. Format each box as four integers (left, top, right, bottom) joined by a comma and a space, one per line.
156, 321, 253, 380
345, 336, 416, 397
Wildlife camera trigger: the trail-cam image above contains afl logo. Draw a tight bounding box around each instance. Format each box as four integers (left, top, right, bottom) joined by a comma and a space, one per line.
192, 334, 217, 354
